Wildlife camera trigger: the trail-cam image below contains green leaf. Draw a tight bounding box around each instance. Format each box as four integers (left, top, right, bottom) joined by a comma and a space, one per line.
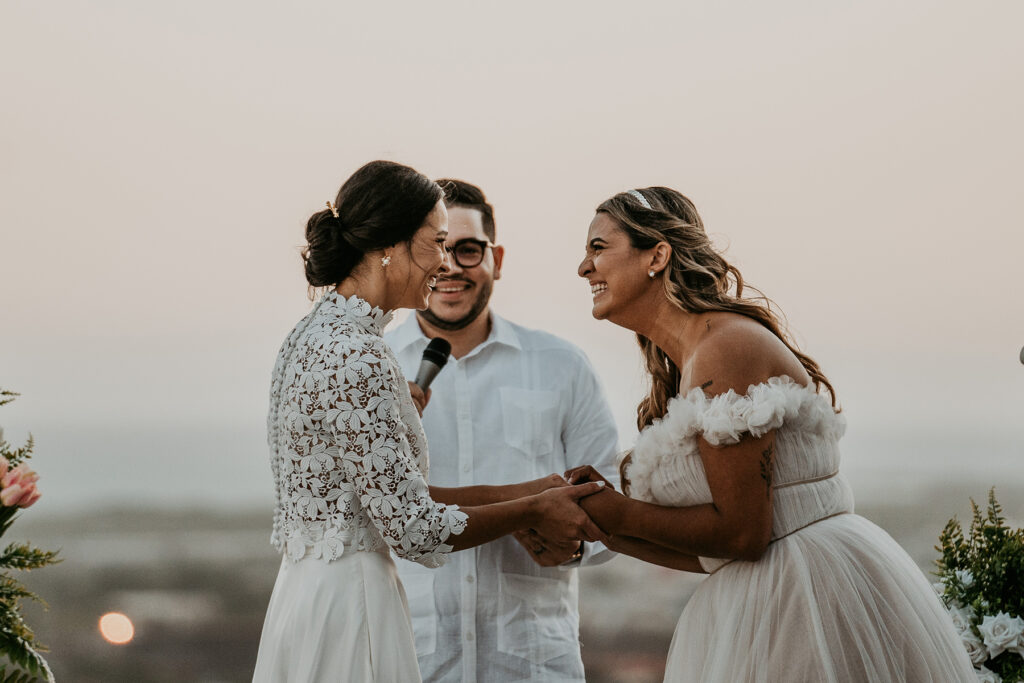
0, 545, 59, 573
0, 630, 53, 683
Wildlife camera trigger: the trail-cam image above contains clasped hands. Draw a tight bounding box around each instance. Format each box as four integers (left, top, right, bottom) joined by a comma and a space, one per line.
513, 465, 619, 567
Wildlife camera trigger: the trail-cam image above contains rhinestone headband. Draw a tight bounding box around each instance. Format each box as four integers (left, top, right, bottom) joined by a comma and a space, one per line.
628, 189, 652, 209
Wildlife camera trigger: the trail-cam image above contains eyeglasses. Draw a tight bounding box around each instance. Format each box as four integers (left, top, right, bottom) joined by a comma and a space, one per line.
444, 238, 494, 268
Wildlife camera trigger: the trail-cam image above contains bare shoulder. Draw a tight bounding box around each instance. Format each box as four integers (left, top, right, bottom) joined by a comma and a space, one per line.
687, 313, 810, 396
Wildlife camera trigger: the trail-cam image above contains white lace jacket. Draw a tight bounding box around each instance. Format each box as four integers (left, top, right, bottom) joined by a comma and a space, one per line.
267, 292, 467, 566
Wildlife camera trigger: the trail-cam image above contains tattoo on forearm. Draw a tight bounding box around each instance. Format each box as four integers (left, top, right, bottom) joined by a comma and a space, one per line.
700, 380, 713, 390
760, 443, 774, 497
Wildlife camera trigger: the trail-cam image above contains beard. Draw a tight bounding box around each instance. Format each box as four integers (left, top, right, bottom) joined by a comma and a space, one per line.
420, 278, 493, 332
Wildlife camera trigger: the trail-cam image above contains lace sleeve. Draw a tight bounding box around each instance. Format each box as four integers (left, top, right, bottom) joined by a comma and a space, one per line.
267, 321, 306, 551
330, 337, 467, 567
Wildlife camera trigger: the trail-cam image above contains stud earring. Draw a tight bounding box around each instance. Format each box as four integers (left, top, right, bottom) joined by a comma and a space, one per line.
648, 269, 656, 279
381, 254, 391, 268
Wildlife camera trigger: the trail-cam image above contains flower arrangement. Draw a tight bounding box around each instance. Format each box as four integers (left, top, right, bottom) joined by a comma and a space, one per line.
935, 489, 1024, 683
0, 390, 58, 683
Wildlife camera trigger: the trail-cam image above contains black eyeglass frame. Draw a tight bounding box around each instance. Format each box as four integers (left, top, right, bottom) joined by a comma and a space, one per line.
444, 238, 495, 268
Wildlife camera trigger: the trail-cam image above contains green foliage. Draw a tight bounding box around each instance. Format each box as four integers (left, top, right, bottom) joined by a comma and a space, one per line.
936, 489, 1024, 682
0, 665, 46, 683
0, 392, 55, 683
0, 629, 53, 683
0, 393, 31, 471
0, 547, 57, 574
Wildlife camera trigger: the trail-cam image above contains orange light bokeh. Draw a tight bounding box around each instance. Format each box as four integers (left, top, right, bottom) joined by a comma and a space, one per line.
99, 612, 134, 645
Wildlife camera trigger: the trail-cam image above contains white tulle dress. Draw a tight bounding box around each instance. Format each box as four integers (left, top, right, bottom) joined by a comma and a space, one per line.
626, 376, 976, 682
253, 293, 468, 683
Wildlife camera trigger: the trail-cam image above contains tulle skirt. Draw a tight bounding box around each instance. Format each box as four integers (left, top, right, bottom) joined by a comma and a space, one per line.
252, 549, 421, 683
665, 514, 975, 683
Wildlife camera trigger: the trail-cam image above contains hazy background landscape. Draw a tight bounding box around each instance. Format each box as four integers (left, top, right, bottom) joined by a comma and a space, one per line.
2, 1, 1022, 680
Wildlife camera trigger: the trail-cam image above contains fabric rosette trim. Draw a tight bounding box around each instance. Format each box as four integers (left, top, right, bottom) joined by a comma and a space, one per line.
935, 490, 1024, 682
625, 376, 843, 502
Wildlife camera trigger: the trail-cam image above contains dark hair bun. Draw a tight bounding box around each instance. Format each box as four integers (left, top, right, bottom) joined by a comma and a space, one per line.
303, 210, 361, 287
302, 161, 443, 287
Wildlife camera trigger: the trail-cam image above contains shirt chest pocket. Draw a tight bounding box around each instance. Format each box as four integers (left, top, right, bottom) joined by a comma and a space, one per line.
500, 388, 560, 469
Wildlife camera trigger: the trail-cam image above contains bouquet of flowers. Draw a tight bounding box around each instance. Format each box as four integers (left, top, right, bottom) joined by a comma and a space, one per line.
935, 489, 1024, 683
0, 390, 58, 683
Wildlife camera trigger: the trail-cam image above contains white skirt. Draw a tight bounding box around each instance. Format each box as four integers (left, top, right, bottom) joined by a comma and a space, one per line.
253, 549, 422, 683
664, 514, 976, 683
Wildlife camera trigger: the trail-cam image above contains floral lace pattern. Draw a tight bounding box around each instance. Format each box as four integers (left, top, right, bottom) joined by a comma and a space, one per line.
267, 292, 467, 566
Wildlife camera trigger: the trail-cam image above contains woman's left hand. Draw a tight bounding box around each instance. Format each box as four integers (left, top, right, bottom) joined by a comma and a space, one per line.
564, 464, 615, 490
407, 382, 431, 416
514, 529, 582, 567
526, 473, 569, 495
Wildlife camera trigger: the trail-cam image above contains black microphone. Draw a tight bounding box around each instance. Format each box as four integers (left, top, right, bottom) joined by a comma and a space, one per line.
413, 337, 452, 391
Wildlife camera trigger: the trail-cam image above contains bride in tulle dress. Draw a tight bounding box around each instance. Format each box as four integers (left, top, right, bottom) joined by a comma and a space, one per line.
567, 187, 976, 682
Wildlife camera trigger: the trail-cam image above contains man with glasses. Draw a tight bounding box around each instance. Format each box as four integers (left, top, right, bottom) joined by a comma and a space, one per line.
387, 179, 619, 682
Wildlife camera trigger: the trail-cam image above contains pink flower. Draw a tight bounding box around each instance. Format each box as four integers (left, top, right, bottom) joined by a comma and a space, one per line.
2, 464, 38, 491
0, 465, 40, 507
1, 484, 25, 507
20, 488, 40, 508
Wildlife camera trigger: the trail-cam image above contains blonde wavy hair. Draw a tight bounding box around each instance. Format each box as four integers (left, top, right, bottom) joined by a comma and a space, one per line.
600, 188, 838, 490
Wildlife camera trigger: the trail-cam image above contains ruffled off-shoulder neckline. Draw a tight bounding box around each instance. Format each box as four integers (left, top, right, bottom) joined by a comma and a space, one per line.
637, 375, 845, 449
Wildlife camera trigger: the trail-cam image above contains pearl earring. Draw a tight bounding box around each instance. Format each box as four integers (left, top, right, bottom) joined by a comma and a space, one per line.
648, 269, 656, 279
381, 254, 391, 268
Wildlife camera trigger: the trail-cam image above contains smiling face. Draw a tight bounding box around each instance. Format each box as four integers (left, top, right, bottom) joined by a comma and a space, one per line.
389, 199, 451, 310
577, 212, 657, 326
419, 205, 504, 331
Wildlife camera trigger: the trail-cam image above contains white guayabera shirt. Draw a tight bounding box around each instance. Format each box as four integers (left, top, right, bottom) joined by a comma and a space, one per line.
387, 312, 620, 683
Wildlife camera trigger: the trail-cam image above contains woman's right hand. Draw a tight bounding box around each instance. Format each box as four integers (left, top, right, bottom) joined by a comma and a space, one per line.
530, 481, 608, 544
407, 382, 431, 416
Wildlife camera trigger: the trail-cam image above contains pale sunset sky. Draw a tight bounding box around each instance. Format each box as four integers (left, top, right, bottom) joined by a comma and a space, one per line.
1, 1, 1021, 512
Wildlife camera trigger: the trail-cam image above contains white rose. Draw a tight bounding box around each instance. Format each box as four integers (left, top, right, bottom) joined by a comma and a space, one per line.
933, 581, 946, 598
978, 612, 1024, 659
956, 569, 975, 588
961, 628, 989, 666
949, 604, 978, 634
1009, 631, 1024, 658
974, 665, 1001, 683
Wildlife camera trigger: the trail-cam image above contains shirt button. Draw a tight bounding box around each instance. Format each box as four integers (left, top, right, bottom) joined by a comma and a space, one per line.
462, 464, 471, 473
466, 631, 474, 641
466, 575, 474, 583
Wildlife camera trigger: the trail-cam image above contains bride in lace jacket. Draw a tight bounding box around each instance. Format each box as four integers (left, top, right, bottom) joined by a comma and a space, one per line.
252, 161, 606, 683
568, 187, 976, 682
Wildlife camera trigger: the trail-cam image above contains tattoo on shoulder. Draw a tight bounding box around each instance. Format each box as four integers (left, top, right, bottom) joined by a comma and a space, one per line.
700, 380, 713, 390
760, 442, 774, 497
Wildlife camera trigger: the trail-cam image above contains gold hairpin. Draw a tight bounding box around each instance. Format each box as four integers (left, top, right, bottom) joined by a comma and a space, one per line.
326, 201, 339, 218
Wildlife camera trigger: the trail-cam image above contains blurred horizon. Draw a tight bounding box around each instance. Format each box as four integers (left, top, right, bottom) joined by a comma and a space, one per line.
2, 0, 1023, 518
